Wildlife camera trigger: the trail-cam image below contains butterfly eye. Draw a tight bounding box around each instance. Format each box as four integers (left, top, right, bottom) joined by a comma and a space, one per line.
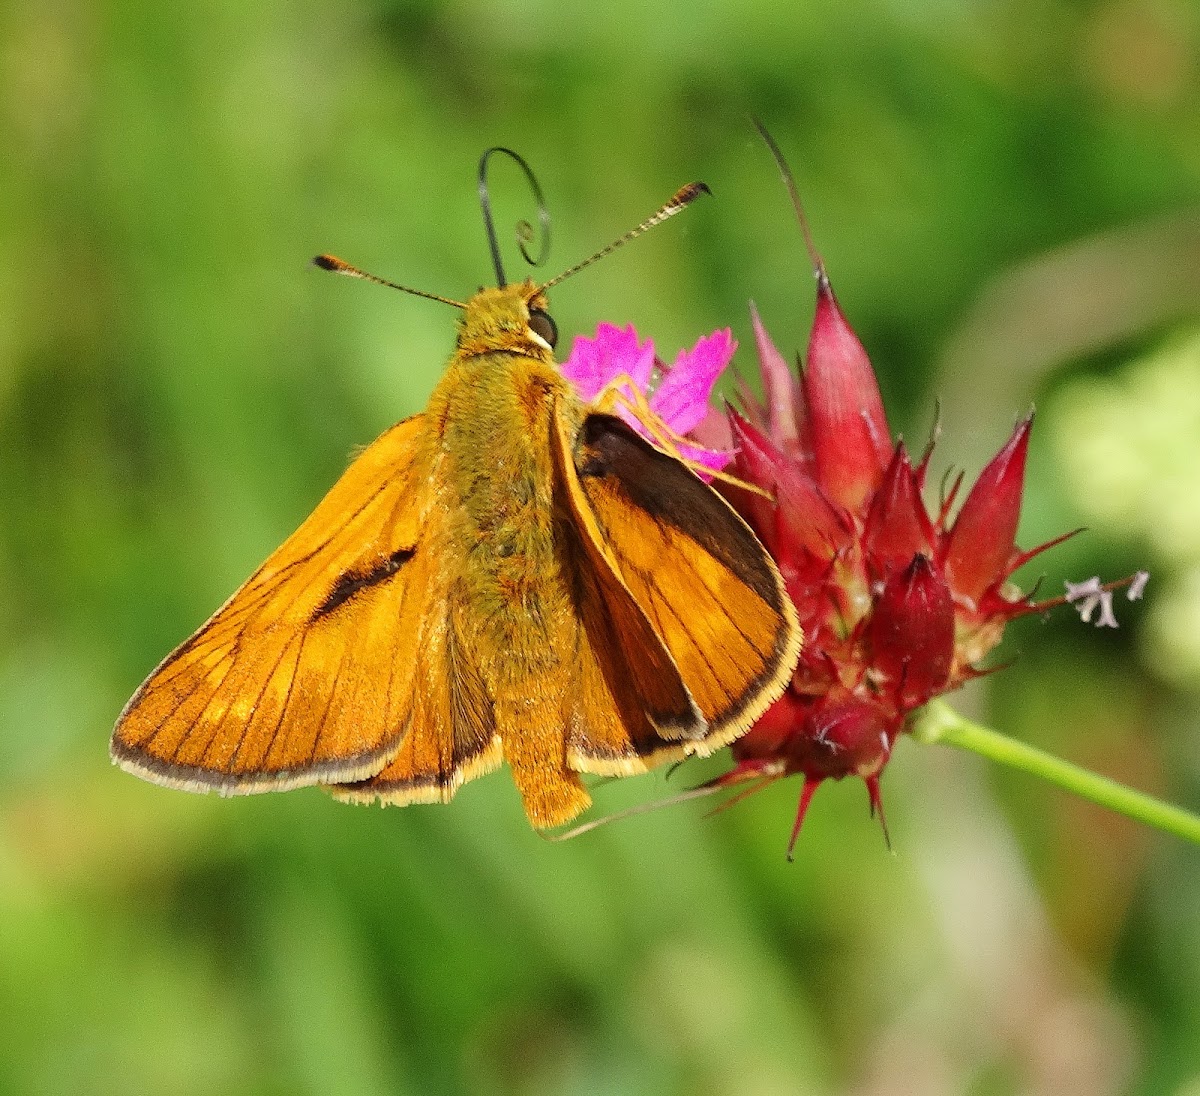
528, 308, 558, 349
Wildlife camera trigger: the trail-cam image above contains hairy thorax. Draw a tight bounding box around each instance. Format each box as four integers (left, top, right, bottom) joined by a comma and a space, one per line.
429, 345, 581, 683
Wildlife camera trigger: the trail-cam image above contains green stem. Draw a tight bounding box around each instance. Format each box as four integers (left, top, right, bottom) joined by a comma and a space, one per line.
909, 699, 1200, 846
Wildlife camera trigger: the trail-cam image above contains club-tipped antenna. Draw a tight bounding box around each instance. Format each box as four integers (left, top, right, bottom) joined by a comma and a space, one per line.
751, 117, 827, 286
311, 254, 466, 309
538, 181, 711, 294
478, 147, 551, 288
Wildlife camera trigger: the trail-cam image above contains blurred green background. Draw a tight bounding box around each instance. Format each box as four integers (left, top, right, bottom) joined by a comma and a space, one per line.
3, 1, 1200, 1093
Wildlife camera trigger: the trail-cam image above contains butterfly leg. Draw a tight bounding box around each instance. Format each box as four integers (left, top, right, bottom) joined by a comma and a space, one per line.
590, 374, 682, 447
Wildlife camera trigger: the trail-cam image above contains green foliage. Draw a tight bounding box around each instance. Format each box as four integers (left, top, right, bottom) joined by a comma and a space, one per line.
2, 0, 1199, 1092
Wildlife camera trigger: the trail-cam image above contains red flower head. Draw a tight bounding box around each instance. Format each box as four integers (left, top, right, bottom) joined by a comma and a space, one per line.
556, 140, 1140, 855
560, 286, 1069, 853
720, 267, 1077, 855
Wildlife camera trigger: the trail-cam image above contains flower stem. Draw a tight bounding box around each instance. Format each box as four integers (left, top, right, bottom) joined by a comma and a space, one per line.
909, 699, 1200, 845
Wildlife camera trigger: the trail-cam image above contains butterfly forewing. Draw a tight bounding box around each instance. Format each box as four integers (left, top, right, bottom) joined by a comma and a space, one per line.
111, 415, 435, 793
555, 409, 801, 762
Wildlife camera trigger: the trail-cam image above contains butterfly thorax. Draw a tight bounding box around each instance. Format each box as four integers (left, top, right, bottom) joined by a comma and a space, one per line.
427, 283, 580, 684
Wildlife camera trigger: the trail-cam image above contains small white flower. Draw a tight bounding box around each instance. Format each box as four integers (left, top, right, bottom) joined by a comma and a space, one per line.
1064, 576, 1119, 628
1128, 570, 1150, 601
1064, 576, 1103, 602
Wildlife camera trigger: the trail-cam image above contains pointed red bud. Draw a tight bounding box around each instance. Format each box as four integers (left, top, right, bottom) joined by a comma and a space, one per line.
864, 773, 891, 849
734, 375, 768, 429
726, 407, 783, 550
862, 443, 934, 577
786, 696, 892, 781
803, 276, 892, 511
867, 553, 954, 708
728, 408, 843, 556
787, 777, 821, 860
750, 302, 803, 455
943, 415, 1033, 605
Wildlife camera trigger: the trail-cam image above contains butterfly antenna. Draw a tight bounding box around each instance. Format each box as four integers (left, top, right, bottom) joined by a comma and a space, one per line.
478, 146, 551, 287
312, 254, 466, 309
750, 117, 827, 287
538, 181, 711, 293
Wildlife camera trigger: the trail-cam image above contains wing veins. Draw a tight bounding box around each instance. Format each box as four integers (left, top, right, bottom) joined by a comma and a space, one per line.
301, 634, 352, 769
238, 476, 397, 593
139, 648, 235, 753
603, 493, 774, 663
196, 628, 303, 770
677, 553, 773, 660
629, 561, 723, 687
236, 625, 306, 774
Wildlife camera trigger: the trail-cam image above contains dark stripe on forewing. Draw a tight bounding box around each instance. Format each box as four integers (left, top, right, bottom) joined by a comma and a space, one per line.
311, 547, 415, 620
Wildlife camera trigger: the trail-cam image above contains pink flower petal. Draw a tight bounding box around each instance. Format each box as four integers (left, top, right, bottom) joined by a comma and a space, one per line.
673, 439, 732, 475
689, 405, 734, 455
560, 323, 656, 403
651, 329, 736, 435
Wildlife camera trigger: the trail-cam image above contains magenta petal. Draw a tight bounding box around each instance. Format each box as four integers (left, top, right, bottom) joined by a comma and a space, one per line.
561, 323, 656, 403
674, 440, 733, 476
651, 329, 736, 435
690, 405, 734, 455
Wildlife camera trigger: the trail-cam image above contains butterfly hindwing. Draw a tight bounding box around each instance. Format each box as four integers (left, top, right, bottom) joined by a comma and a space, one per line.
111, 415, 435, 793
562, 536, 708, 775
329, 580, 504, 806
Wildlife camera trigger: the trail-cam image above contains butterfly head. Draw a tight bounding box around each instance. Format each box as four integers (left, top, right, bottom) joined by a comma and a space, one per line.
456, 280, 558, 360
